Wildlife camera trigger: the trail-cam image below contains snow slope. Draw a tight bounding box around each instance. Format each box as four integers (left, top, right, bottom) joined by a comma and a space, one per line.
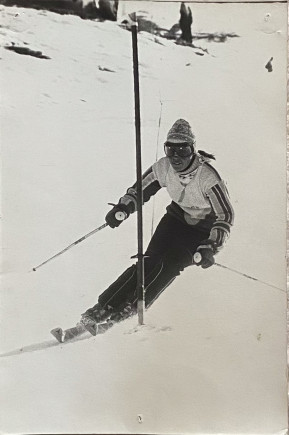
0, 3, 287, 434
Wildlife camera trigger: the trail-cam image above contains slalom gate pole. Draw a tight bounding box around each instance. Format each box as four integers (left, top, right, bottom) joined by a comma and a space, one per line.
32, 223, 108, 272
131, 14, 145, 325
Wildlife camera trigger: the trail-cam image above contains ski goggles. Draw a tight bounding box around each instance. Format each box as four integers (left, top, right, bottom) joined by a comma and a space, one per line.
164, 143, 194, 158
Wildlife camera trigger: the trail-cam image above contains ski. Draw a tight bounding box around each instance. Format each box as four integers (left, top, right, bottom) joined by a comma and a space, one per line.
82, 320, 114, 336
50, 327, 65, 343
50, 302, 137, 343
50, 323, 86, 343
50, 321, 114, 343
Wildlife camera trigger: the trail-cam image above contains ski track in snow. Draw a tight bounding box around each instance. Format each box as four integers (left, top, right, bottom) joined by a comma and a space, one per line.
0, 3, 287, 434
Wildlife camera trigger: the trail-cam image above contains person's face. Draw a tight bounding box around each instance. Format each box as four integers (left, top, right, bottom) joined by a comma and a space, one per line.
164, 143, 194, 172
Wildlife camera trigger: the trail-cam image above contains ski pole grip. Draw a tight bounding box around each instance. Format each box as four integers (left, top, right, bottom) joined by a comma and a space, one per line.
193, 251, 202, 265
115, 211, 127, 221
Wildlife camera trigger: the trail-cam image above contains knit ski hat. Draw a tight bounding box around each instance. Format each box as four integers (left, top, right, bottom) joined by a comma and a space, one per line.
166, 119, 196, 150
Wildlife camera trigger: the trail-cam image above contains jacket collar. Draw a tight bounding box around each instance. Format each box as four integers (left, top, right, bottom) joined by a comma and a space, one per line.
177, 153, 205, 176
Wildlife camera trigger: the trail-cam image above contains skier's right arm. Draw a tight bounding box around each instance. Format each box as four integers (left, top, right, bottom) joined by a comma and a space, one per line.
105, 161, 165, 228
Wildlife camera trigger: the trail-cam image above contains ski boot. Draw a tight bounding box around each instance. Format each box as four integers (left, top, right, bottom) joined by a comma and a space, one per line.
109, 301, 136, 323
80, 303, 113, 336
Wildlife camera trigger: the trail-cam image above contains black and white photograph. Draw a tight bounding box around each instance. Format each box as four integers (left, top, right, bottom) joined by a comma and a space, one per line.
0, 0, 287, 433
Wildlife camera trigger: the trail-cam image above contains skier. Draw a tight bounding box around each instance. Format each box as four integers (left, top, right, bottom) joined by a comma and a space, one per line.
81, 119, 234, 330
51, 118, 234, 341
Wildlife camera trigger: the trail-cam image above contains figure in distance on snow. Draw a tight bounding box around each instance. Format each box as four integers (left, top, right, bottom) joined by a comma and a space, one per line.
51, 118, 234, 341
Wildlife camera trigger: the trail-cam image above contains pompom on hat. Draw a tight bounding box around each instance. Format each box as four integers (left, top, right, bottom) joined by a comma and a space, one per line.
165, 119, 196, 151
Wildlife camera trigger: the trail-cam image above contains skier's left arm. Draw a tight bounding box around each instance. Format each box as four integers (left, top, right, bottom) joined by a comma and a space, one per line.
196, 180, 234, 268
206, 180, 234, 250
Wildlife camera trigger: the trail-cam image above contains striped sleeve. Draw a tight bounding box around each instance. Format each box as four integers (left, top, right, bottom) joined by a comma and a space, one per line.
206, 181, 234, 251
119, 166, 162, 213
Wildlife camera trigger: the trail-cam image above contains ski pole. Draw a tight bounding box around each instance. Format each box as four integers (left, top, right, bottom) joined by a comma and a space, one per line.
131, 13, 145, 326
32, 212, 126, 272
193, 252, 285, 293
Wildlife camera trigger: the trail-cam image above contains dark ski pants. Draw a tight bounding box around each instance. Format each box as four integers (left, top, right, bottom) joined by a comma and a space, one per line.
97, 213, 209, 311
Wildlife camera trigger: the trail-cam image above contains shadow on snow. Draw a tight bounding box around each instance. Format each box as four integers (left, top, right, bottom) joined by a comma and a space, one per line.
0, 332, 92, 358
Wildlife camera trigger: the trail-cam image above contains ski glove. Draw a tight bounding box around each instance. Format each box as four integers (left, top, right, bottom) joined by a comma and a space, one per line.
195, 239, 216, 269
105, 203, 130, 228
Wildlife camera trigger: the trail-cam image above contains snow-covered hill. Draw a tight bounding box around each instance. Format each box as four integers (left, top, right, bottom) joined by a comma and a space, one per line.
0, 3, 287, 434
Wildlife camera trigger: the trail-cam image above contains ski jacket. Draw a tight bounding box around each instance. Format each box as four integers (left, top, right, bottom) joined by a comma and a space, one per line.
119, 153, 234, 251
